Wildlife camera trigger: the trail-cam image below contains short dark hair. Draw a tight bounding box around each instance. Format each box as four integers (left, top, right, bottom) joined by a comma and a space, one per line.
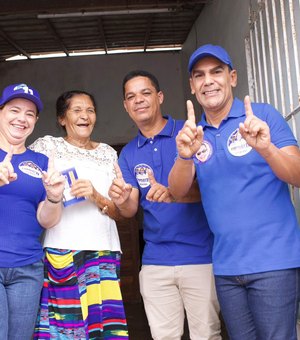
122, 70, 160, 98
56, 90, 97, 131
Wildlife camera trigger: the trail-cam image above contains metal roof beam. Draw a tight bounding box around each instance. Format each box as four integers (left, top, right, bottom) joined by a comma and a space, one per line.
44, 19, 70, 56
0, 29, 31, 59
97, 17, 108, 54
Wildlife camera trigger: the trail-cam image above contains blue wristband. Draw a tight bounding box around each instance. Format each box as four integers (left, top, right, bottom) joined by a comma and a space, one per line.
178, 154, 193, 161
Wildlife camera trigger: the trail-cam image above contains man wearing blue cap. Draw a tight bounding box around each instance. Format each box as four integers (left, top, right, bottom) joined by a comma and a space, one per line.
169, 44, 300, 339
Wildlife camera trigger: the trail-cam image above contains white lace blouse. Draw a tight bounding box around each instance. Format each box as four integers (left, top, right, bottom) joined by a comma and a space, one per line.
29, 135, 121, 251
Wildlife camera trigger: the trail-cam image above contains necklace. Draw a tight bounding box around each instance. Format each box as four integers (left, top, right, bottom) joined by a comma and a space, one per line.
64, 136, 93, 149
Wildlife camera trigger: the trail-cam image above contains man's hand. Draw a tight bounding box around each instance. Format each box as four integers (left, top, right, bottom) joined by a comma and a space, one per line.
176, 100, 204, 159
108, 163, 133, 205
239, 95, 271, 153
146, 170, 173, 203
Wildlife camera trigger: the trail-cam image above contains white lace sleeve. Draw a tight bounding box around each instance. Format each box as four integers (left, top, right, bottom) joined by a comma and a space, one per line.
28, 135, 56, 157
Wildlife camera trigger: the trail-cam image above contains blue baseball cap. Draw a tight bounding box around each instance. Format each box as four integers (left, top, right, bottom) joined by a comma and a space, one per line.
0, 83, 43, 112
188, 44, 233, 73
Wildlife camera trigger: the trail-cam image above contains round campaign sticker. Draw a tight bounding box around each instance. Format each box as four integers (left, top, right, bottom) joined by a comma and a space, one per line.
194, 140, 213, 163
227, 128, 252, 156
134, 163, 152, 188
19, 161, 43, 178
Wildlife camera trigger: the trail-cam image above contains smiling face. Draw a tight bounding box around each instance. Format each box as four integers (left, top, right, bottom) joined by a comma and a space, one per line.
58, 94, 96, 141
190, 56, 237, 123
0, 98, 38, 150
123, 76, 164, 127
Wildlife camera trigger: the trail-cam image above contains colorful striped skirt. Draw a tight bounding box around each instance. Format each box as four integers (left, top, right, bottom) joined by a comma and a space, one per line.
34, 248, 128, 339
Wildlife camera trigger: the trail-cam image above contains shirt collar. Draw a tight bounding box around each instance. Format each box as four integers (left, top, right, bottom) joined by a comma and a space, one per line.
137, 115, 176, 148
200, 97, 244, 127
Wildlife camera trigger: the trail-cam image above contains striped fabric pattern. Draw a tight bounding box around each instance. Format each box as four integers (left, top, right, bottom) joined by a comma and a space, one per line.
34, 249, 128, 339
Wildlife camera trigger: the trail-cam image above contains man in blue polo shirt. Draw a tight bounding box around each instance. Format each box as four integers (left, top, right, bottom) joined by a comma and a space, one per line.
108, 70, 221, 339
169, 44, 300, 340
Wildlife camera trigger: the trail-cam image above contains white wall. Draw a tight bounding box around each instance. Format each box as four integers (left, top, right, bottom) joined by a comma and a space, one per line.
0, 52, 185, 146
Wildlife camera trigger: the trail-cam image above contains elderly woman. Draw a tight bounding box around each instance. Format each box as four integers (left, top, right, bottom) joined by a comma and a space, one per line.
30, 90, 128, 339
0, 83, 65, 340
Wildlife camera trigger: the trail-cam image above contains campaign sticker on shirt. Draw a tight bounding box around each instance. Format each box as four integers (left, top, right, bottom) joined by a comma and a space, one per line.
227, 128, 252, 156
194, 140, 213, 163
134, 163, 152, 188
19, 161, 43, 178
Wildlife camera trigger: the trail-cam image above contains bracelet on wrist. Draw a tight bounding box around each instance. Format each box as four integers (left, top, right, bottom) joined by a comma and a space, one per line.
47, 196, 62, 204
101, 205, 108, 214
178, 154, 194, 161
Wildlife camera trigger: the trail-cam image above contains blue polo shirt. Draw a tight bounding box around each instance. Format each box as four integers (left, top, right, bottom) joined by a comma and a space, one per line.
119, 115, 213, 266
0, 149, 48, 267
194, 98, 300, 275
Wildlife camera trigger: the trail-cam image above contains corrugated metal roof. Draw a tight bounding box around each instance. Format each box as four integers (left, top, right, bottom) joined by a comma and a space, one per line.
0, 0, 210, 61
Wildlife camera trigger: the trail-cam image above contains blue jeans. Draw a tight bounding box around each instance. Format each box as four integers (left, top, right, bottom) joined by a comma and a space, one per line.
0, 260, 44, 340
215, 269, 299, 340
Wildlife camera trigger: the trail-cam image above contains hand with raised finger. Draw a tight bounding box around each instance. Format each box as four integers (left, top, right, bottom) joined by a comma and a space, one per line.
239, 95, 271, 152
43, 153, 65, 202
108, 163, 132, 205
176, 100, 204, 159
0, 145, 17, 186
146, 170, 172, 203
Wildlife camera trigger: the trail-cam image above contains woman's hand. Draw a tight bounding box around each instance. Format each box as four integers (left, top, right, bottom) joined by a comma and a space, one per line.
70, 178, 95, 200
0, 146, 17, 186
42, 153, 65, 202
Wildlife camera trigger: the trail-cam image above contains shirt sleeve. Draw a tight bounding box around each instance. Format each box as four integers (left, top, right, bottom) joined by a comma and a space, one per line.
255, 103, 298, 148
28, 135, 54, 156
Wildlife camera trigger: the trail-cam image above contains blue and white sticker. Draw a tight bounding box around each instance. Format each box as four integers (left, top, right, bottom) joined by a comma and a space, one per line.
194, 140, 213, 163
227, 128, 252, 156
19, 161, 43, 178
134, 163, 152, 188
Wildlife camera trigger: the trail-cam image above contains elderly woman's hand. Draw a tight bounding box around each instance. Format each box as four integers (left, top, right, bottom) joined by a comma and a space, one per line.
70, 178, 95, 200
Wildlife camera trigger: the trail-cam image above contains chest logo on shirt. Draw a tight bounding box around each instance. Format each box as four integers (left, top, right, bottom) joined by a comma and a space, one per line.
134, 163, 152, 188
227, 128, 252, 156
19, 161, 43, 178
194, 140, 213, 163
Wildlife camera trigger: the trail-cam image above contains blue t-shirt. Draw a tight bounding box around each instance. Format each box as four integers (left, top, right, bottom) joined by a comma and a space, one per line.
0, 149, 48, 267
194, 98, 300, 275
119, 115, 213, 266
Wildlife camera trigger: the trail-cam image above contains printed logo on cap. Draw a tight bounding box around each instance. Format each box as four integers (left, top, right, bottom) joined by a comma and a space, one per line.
134, 163, 152, 188
19, 161, 43, 178
194, 140, 213, 163
227, 128, 252, 156
13, 84, 33, 95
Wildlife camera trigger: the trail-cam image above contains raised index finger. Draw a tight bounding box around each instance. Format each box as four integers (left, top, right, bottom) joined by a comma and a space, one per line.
3, 145, 14, 162
47, 151, 55, 172
114, 162, 124, 180
147, 170, 156, 186
186, 100, 196, 124
244, 95, 254, 118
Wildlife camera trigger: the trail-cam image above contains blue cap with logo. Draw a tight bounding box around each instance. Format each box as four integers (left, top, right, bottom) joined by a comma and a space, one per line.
188, 44, 233, 73
0, 83, 43, 112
